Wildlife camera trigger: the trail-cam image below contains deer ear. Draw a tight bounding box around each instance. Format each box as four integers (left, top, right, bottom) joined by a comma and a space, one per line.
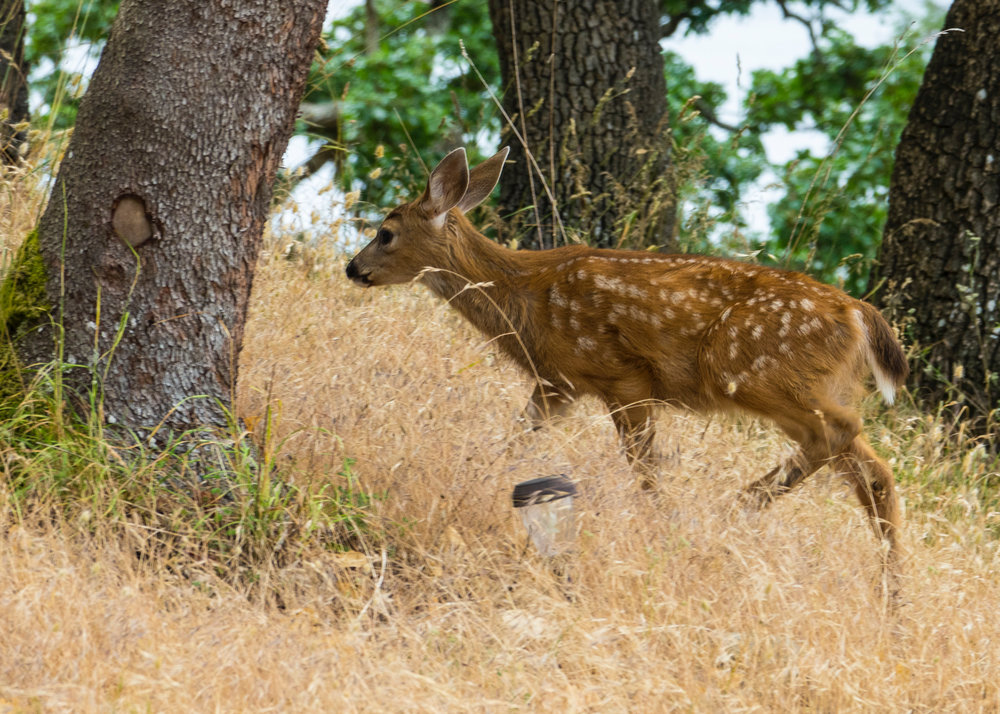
420, 148, 470, 228
457, 147, 509, 214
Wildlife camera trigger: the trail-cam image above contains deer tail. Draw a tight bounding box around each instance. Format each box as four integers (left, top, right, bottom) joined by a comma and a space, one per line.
858, 301, 909, 405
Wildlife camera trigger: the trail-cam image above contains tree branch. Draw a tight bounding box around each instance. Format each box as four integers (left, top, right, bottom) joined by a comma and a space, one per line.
660, 10, 693, 39
277, 101, 342, 194
299, 100, 340, 131
693, 98, 743, 134
774, 0, 822, 58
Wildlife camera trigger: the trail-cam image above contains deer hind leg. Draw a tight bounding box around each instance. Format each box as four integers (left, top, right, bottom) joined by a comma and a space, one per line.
609, 402, 658, 489
744, 401, 862, 507
833, 436, 902, 583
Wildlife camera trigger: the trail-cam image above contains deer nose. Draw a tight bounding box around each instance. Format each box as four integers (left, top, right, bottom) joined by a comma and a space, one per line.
345, 259, 372, 285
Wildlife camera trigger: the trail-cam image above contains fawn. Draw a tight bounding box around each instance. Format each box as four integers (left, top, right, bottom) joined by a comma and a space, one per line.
346, 147, 909, 572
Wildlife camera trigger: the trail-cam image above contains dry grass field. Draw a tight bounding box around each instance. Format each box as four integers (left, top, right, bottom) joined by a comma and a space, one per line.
0, 240, 997, 711
2, 181, 999, 711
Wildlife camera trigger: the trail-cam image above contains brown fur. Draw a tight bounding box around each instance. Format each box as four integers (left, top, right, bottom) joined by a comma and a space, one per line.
346, 148, 908, 580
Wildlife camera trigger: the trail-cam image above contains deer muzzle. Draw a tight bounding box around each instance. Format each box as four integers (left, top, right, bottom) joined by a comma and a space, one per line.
345, 258, 373, 286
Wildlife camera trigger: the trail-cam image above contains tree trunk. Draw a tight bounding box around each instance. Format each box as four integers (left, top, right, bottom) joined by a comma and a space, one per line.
15, 0, 326, 443
0, 0, 29, 164
488, 0, 675, 250
868, 0, 1000, 429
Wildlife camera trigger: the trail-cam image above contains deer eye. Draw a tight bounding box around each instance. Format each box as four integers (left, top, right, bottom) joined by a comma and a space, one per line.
376, 228, 394, 247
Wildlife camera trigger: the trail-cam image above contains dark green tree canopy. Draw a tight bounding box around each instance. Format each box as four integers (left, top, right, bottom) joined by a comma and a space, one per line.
660, 0, 890, 37
19, 0, 944, 294
745, 10, 942, 294
24, 0, 119, 128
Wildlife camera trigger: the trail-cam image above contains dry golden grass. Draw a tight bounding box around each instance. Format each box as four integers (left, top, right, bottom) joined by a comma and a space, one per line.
1, 224, 998, 711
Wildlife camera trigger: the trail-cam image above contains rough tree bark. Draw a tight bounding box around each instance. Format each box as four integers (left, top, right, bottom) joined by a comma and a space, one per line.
488, 0, 675, 250
0, 0, 29, 164
868, 0, 1000, 429
13, 0, 326, 443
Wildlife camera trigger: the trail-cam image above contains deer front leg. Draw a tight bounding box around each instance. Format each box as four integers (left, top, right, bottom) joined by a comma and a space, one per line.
609, 402, 658, 489
522, 382, 575, 428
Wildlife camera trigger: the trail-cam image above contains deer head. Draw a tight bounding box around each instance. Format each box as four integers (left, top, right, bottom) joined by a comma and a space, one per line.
345, 147, 510, 287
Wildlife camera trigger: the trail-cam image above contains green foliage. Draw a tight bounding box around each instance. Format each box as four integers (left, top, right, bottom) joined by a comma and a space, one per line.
0, 230, 51, 399
24, 0, 120, 128
331, 456, 386, 537
18, 0, 944, 289
0, 230, 50, 340
663, 51, 767, 251
0, 373, 383, 584
658, 0, 891, 37
744, 8, 945, 294
884, 405, 1000, 540
308, 0, 500, 206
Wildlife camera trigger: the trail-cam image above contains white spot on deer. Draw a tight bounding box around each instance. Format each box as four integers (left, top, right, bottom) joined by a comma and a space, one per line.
728, 326, 739, 339
779, 342, 792, 355
594, 274, 626, 297
771, 299, 784, 310
800, 298, 815, 312
729, 343, 738, 360
787, 299, 797, 310
752, 355, 772, 372
576, 269, 587, 282
569, 315, 581, 331
800, 316, 824, 335
577, 336, 597, 352
752, 324, 763, 340
549, 285, 568, 308
627, 284, 647, 300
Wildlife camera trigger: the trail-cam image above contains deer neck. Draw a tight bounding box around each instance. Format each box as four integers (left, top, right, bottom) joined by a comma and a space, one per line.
419, 214, 534, 355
